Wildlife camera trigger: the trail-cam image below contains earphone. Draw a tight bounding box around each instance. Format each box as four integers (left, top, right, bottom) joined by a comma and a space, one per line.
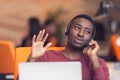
84, 27, 96, 47
65, 22, 71, 35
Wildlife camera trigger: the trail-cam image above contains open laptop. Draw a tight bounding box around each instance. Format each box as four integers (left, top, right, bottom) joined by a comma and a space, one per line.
18, 62, 82, 80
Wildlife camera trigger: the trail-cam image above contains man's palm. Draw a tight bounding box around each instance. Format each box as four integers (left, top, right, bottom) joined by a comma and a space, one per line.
31, 30, 52, 58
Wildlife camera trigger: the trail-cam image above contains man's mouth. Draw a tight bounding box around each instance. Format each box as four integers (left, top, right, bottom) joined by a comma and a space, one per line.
74, 38, 84, 44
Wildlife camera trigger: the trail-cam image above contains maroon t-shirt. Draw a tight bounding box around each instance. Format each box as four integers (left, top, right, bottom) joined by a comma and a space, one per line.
36, 50, 110, 80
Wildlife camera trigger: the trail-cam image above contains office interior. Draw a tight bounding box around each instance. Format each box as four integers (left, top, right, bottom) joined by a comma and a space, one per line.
0, 0, 120, 80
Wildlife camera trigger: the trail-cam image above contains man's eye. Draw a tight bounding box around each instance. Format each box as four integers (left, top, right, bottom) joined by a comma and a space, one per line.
75, 26, 81, 30
84, 30, 91, 34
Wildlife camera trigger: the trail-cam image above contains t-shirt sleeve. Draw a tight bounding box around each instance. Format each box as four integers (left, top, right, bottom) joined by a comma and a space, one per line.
93, 58, 110, 80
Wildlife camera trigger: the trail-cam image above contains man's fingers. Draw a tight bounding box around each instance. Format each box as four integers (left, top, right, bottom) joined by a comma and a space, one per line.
89, 40, 96, 46
40, 29, 45, 41
42, 33, 49, 42
36, 30, 42, 42
45, 42, 52, 49
36, 29, 45, 42
33, 29, 49, 46
88, 40, 100, 51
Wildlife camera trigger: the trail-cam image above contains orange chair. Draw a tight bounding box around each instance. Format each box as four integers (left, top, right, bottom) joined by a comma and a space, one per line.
0, 40, 15, 79
110, 34, 120, 61
14, 47, 65, 80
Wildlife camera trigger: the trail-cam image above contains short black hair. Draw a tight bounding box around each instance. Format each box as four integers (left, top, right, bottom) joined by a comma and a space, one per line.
70, 14, 95, 27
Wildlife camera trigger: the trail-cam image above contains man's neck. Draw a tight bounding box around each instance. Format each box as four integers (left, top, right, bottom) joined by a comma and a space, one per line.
63, 45, 84, 60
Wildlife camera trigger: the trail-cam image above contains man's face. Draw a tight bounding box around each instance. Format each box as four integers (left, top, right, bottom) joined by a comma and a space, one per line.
67, 18, 94, 48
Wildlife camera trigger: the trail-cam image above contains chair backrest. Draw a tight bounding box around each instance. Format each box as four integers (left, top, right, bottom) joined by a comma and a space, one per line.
110, 34, 120, 61
14, 47, 65, 80
0, 40, 15, 74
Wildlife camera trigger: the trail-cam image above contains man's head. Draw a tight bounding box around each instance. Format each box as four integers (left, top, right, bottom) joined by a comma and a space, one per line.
66, 14, 96, 49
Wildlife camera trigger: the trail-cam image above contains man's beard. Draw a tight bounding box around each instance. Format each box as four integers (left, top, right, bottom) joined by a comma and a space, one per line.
71, 43, 84, 51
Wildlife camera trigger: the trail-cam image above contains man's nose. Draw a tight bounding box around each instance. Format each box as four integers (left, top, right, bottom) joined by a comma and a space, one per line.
78, 29, 84, 36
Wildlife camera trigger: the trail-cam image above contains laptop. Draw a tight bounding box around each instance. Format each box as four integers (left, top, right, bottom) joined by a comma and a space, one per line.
18, 62, 82, 80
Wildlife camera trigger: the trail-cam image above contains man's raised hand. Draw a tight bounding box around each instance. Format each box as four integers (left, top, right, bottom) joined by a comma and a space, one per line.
31, 29, 52, 58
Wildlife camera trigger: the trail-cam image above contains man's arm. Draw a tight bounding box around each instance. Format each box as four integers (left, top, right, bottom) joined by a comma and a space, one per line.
84, 40, 109, 80
93, 58, 110, 80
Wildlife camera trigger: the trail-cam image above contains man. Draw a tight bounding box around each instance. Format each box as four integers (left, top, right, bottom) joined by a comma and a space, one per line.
28, 14, 110, 80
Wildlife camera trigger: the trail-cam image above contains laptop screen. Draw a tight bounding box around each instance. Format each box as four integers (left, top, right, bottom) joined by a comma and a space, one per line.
18, 62, 82, 80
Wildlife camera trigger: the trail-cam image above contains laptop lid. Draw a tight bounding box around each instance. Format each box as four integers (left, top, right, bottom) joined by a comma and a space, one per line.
18, 62, 82, 80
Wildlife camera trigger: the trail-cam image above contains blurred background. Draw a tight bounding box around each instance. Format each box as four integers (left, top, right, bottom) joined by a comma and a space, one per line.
0, 0, 120, 80
0, 0, 105, 46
